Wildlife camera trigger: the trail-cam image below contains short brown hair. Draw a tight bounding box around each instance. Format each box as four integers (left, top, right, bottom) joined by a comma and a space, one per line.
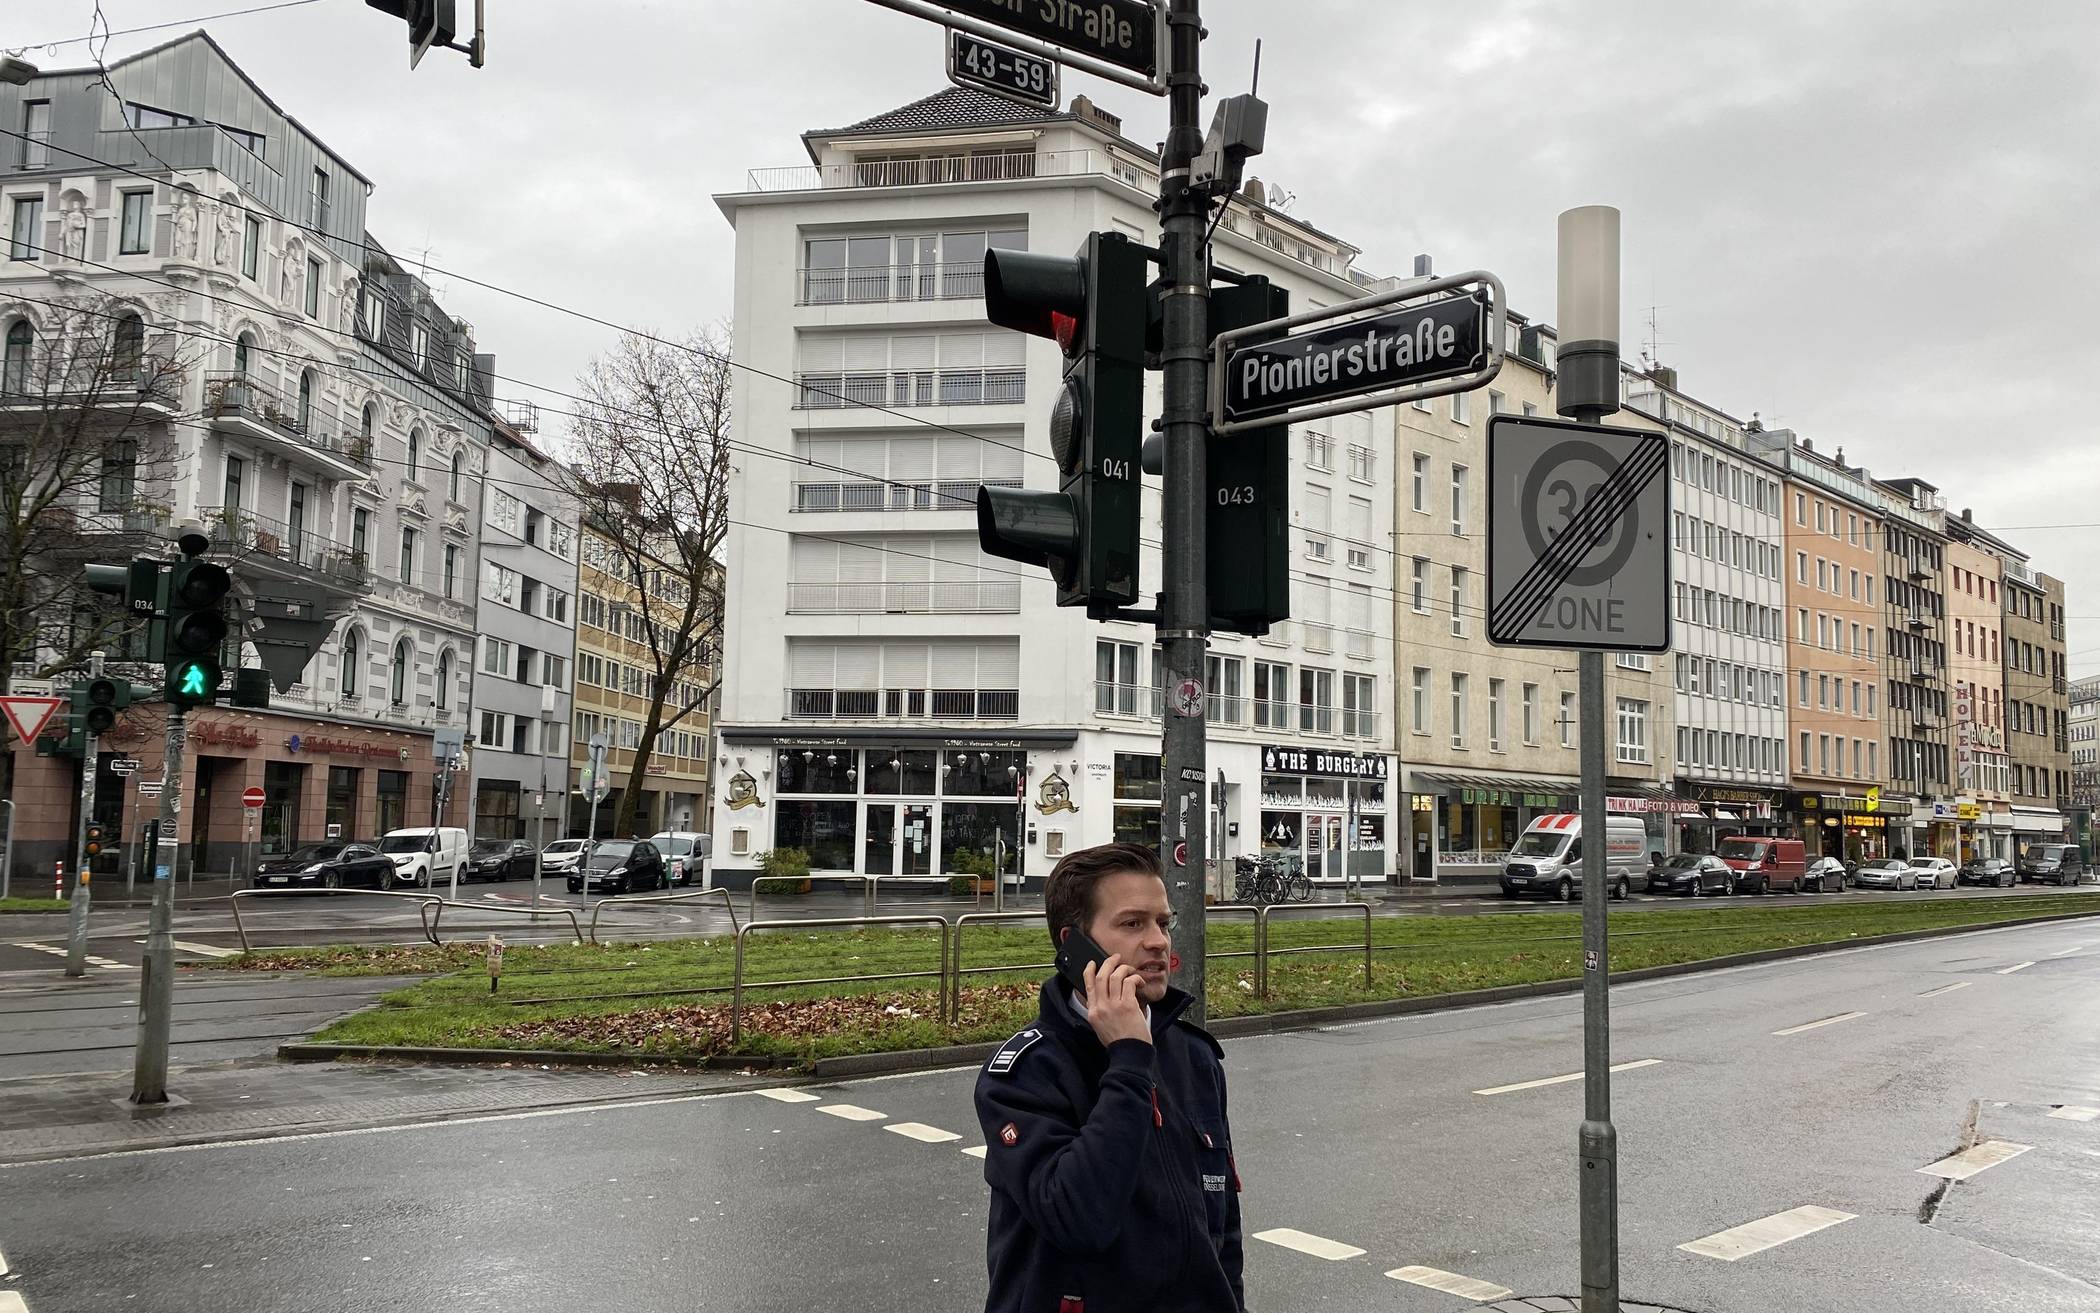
1044, 842, 1162, 949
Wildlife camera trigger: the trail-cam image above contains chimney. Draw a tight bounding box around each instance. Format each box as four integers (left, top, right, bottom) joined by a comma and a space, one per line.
1242, 176, 1266, 206
1068, 94, 1119, 133
1801, 437, 1814, 452
1413, 253, 1434, 278
1649, 363, 1678, 392
1962, 507, 1973, 521
1833, 446, 1845, 467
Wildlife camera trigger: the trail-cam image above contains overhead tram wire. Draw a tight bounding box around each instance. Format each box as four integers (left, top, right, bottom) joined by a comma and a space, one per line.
8, 1, 325, 53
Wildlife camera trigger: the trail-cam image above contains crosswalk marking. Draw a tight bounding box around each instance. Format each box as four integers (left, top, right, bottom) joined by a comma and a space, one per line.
1918, 1140, 2032, 1181
1252, 1228, 1365, 1261
961, 1145, 989, 1158
1474, 1058, 1661, 1097
814, 1103, 886, 1122
11, 942, 123, 970
2048, 1106, 2099, 1122
885, 1122, 962, 1144
172, 940, 239, 959
0, 1289, 27, 1313
1772, 1011, 1867, 1036
753, 1088, 821, 1104
1384, 1266, 1514, 1301
1916, 982, 1971, 998
1996, 961, 2035, 975
1678, 1205, 1855, 1261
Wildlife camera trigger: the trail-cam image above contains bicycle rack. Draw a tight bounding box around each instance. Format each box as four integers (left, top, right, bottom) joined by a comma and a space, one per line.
227, 887, 443, 953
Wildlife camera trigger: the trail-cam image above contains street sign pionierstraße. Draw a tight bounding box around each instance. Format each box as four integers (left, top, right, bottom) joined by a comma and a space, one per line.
1485, 414, 1671, 652
864, 0, 1165, 93
1208, 270, 1506, 437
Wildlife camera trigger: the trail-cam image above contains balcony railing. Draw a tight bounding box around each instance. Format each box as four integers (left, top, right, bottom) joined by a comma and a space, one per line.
1341, 709, 1381, 739
199, 505, 370, 589
1206, 693, 1245, 725
748, 149, 1130, 194
786, 579, 1021, 614
796, 263, 985, 306
794, 369, 1025, 410
0, 349, 185, 411
792, 478, 1020, 513
787, 687, 1018, 721
203, 372, 374, 471
1253, 698, 1296, 731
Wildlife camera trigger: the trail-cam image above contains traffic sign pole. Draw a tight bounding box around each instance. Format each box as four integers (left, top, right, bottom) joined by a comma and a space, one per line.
64, 654, 104, 978
1559, 204, 1623, 1313
132, 706, 187, 1105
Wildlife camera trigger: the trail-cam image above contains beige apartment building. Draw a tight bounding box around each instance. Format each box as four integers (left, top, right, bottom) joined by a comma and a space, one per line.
568, 518, 715, 838
1779, 458, 1889, 860
2000, 562, 2071, 846
1390, 325, 1677, 882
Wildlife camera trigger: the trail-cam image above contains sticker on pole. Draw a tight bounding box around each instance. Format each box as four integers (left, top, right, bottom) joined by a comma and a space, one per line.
1171, 678, 1205, 718
0, 694, 64, 744
1486, 414, 1670, 652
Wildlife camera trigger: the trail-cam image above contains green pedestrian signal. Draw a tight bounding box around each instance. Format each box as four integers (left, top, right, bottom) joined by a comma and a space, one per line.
163, 543, 232, 708
175, 662, 212, 699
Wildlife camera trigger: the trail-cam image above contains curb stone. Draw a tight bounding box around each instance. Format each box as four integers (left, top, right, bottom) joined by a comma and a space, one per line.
269, 905, 2100, 1077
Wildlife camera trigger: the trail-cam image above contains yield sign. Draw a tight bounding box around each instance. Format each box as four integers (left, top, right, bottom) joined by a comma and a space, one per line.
0, 695, 64, 744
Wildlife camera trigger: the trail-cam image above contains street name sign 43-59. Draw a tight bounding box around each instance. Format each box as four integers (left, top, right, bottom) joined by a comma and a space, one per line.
865, 0, 1166, 94
948, 28, 1060, 109
1486, 414, 1671, 653
1209, 270, 1506, 437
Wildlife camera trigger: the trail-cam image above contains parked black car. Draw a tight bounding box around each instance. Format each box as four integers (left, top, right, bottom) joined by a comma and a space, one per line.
1646, 853, 1734, 897
1957, 858, 2016, 888
2017, 843, 2085, 886
466, 839, 538, 882
566, 839, 667, 896
253, 842, 394, 890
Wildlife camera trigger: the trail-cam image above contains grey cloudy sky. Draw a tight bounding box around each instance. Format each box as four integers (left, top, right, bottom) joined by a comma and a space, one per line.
15, 0, 2100, 670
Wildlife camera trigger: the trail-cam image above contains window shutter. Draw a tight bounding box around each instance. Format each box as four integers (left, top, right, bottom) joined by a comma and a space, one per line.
931, 641, 977, 688
937, 434, 981, 480
976, 640, 1019, 687
890, 436, 935, 483
799, 335, 844, 373
888, 334, 936, 370
1346, 495, 1372, 542
1305, 485, 1331, 532
877, 537, 927, 582
937, 332, 985, 368
789, 641, 835, 686
981, 436, 1023, 481
983, 331, 1025, 368
884, 642, 930, 690
834, 642, 881, 690
789, 537, 837, 582
842, 334, 890, 372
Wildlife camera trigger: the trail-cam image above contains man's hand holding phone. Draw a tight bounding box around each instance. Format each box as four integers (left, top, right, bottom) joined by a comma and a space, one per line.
1082, 955, 1152, 1047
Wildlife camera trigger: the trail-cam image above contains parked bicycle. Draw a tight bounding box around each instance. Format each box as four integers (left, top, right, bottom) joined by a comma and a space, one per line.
1233, 854, 1314, 905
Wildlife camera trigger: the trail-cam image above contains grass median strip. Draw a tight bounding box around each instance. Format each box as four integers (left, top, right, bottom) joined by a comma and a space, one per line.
196, 894, 2099, 1066
0, 897, 69, 914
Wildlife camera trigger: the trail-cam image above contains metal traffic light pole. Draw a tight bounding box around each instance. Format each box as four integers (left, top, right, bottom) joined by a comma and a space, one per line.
63, 652, 105, 978
1156, 0, 1212, 1019
131, 702, 186, 1104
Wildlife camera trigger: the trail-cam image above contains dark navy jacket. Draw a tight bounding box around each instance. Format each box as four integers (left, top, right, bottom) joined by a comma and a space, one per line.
974, 976, 1244, 1313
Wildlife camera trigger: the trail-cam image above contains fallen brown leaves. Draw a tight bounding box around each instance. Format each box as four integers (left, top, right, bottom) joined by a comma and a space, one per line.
490, 981, 1038, 1055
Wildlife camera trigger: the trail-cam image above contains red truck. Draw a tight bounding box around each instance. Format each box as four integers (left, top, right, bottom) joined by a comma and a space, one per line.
1715, 836, 1808, 894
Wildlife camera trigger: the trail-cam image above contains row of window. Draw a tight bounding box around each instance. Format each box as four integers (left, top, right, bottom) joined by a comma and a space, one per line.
336, 630, 455, 713
1671, 585, 1785, 645
1406, 668, 1607, 757
1676, 728, 1786, 777
1798, 671, 1880, 719
1303, 432, 1377, 483
479, 710, 566, 758
571, 709, 704, 759
1794, 730, 1882, 782
1794, 550, 1878, 606
1406, 455, 1468, 535
481, 636, 568, 690
1674, 655, 1784, 709
1091, 642, 1378, 738
485, 487, 576, 558
481, 560, 572, 625
1675, 440, 1778, 514
1795, 607, 1879, 663
1680, 512, 1781, 577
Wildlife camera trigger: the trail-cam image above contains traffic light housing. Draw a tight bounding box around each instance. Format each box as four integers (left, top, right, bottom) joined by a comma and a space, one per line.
977, 231, 1148, 616
165, 556, 232, 707
1207, 278, 1292, 635
80, 678, 120, 734
365, 0, 456, 66
85, 823, 106, 861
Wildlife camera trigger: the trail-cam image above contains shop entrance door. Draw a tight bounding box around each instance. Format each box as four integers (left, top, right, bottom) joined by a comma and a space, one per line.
863, 803, 936, 875
1305, 813, 1344, 881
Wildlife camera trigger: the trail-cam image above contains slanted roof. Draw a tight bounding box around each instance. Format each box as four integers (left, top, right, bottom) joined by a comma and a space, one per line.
828, 86, 1071, 136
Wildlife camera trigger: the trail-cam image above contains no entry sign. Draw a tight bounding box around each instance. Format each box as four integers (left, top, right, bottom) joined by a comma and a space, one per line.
242, 786, 266, 809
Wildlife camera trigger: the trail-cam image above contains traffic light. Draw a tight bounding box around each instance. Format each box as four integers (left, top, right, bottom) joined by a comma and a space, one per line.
1207, 278, 1292, 635
85, 823, 106, 861
365, 0, 456, 67
164, 554, 232, 707
80, 678, 120, 734
36, 704, 84, 758
977, 231, 1148, 616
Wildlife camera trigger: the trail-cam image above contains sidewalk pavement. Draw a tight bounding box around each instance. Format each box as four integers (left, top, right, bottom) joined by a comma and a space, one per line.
0, 1054, 765, 1165
1484, 1301, 1697, 1312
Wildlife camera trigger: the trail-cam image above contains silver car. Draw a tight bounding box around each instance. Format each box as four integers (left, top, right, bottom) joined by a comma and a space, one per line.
540, 839, 590, 875
1852, 857, 1916, 891
1908, 856, 1958, 890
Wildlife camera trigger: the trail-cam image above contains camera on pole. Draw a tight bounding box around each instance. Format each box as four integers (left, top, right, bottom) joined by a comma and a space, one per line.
977, 230, 1148, 617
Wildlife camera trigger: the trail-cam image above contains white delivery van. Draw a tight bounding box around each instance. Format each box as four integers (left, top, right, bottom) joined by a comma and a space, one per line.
1498, 814, 1646, 902
378, 827, 468, 888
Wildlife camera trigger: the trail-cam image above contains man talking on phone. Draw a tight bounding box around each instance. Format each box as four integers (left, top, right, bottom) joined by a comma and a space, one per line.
974, 842, 1244, 1313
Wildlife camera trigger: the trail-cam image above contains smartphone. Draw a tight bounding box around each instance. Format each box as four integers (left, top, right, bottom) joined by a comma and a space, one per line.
1055, 925, 1112, 995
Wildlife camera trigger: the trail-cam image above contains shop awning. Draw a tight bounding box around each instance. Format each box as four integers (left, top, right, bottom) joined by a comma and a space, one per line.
2010, 808, 2068, 834
1410, 770, 1580, 793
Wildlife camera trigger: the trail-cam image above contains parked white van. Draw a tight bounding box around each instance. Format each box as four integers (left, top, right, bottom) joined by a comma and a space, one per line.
1498, 814, 1646, 902
378, 827, 468, 888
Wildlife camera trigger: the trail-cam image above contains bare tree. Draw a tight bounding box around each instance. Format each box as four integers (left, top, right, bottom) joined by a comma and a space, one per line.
0, 294, 190, 726
566, 326, 732, 837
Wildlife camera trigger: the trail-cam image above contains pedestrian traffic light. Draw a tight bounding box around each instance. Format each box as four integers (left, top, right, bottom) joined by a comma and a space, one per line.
1207, 278, 1291, 635
164, 553, 232, 708
978, 230, 1148, 617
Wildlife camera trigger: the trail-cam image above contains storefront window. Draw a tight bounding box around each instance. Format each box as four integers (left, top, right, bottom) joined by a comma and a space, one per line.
778, 750, 856, 794
864, 749, 937, 796
326, 766, 360, 839
774, 800, 857, 870
476, 781, 521, 839
376, 770, 408, 837
943, 749, 1024, 797
941, 802, 1019, 875
1114, 753, 1160, 801
261, 761, 304, 856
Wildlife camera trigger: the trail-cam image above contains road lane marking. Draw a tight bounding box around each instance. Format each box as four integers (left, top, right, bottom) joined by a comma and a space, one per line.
1918, 1140, 2033, 1181
885, 1122, 962, 1144
814, 1103, 886, 1122
0, 1244, 8, 1273
753, 1088, 820, 1104
2050, 943, 2086, 956
0, 1290, 27, 1313
1916, 982, 1971, 998
1252, 1228, 1365, 1261
2048, 1106, 2099, 1122
1771, 1011, 1867, 1036
15, 944, 63, 957
1996, 961, 2035, 974
1678, 1205, 1856, 1261
1385, 1266, 1513, 1300
1474, 1058, 1662, 1096
171, 940, 239, 959
961, 1145, 989, 1158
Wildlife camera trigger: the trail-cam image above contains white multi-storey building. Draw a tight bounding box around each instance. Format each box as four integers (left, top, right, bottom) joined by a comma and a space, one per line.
710, 89, 1397, 887
1625, 370, 1790, 848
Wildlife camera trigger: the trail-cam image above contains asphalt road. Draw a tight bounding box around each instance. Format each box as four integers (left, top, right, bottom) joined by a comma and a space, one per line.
5, 876, 2093, 968
2, 916, 2094, 1312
